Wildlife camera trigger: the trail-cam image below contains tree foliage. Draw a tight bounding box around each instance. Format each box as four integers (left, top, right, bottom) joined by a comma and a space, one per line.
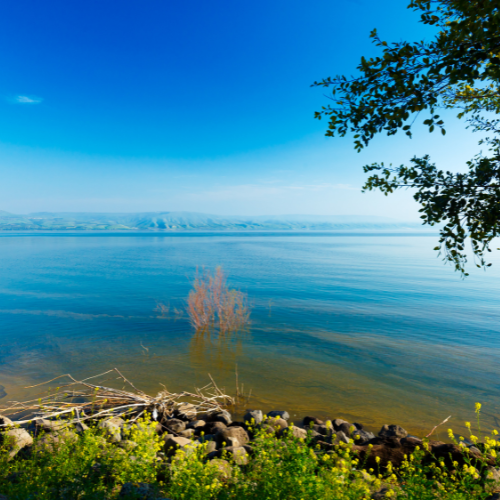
313, 0, 500, 275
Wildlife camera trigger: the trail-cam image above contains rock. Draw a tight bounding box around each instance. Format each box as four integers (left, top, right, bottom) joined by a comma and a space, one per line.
267, 410, 290, 421
333, 418, 349, 430
487, 494, 500, 500
206, 421, 228, 435
278, 426, 307, 439
36, 418, 70, 433
337, 422, 354, 436
378, 424, 408, 439
187, 419, 206, 430
0, 415, 13, 428
205, 441, 217, 454
1, 428, 33, 459
179, 428, 195, 438
303, 416, 324, 427
164, 418, 186, 434
215, 426, 249, 448
263, 417, 288, 432
224, 446, 250, 465
0, 495, 8, 500
372, 486, 395, 499
210, 410, 232, 426
197, 433, 215, 443
335, 430, 350, 444
164, 436, 194, 456
99, 417, 124, 443
34, 430, 78, 453
174, 403, 197, 421
312, 424, 329, 436
74, 422, 89, 434
211, 458, 232, 480
118, 440, 138, 451
353, 429, 375, 444
486, 467, 500, 493
244, 410, 263, 426
354, 422, 364, 430
209, 446, 250, 465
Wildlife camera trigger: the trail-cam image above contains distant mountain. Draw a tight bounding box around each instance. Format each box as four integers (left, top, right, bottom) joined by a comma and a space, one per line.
0, 211, 425, 231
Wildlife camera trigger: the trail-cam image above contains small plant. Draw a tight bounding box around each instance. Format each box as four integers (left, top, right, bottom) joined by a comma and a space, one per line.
187, 267, 250, 333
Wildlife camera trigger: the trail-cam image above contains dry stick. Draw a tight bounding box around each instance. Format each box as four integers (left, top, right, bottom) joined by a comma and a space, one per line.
425, 415, 452, 438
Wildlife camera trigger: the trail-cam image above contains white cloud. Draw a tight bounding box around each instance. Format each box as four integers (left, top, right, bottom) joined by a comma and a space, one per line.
12, 95, 43, 104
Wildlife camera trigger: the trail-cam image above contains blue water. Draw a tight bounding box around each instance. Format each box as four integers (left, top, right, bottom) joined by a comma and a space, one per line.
1, 232, 499, 436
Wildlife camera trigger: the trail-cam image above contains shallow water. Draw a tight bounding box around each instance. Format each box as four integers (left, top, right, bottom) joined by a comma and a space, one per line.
0, 232, 499, 437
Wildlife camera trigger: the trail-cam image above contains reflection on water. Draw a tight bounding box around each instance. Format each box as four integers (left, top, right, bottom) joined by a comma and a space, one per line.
0, 232, 500, 438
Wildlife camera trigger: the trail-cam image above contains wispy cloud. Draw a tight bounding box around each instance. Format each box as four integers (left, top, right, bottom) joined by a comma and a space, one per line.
10, 95, 43, 104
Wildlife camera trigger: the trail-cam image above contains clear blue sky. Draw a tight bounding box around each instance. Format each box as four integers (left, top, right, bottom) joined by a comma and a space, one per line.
0, 0, 481, 218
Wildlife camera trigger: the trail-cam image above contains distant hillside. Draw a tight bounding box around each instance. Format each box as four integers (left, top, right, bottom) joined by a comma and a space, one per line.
0, 211, 425, 231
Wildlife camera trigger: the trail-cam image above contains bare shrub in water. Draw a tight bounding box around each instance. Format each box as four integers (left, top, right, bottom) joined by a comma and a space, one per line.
187, 267, 249, 332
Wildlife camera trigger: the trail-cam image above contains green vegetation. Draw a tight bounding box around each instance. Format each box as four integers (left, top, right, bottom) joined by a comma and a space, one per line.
1, 408, 499, 500
314, 0, 500, 275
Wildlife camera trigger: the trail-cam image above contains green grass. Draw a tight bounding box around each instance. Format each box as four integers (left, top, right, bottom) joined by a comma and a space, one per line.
1, 411, 499, 500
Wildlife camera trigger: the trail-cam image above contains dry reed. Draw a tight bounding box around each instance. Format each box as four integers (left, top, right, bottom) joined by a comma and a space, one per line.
187, 267, 250, 332
0, 368, 234, 428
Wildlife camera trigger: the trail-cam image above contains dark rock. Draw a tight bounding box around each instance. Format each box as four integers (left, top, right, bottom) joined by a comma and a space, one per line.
215, 426, 249, 448
206, 421, 227, 435
164, 418, 186, 434
332, 418, 349, 430
337, 422, 354, 436
354, 422, 363, 430
372, 486, 395, 499
244, 410, 263, 425
179, 428, 195, 438
312, 424, 329, 436
303, 416, 324, 427
353, 429, 375, 444
229, 421, 247, 428
378, 424, 408, 439
210, 446, 250, 465
267, 410, 290, 421
174, 403, 197, 421
486, 494, 500, 500
335, 430, 350, 444
208, 410, 232, 426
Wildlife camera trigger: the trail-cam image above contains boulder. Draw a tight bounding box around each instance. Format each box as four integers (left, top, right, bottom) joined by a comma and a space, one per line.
353, 429, 375, 444
164, 418, 186, 434
34, 430, 78, 453
244, 410, 263, 426
118, 440, 139, 451
267, 410, 290, 421
337, 422, 354, 436
179, 428, 195, 438
303, 416, 324, 427
187, 419, 206, 430
332, 418, 349, 430
312, 424, 329, 436
263, 417, 288, 432
0, 415, 13, 428
1, 428, 33, 459
209, 410, 232, 426
210, 458, 232, 480
278, 426, 307, 439
378, 424, 408, 439
486, 467, 500, 493
209, 446, 250, 465
174, 403, 197, 421
215, 426, 249, 448
164, 436, 193, 456
74, 422, 89, 434
99, 417, 125, 443
206, 421, 227, 435
335, 430, 350, 444
205, 441, 217, 455
36, 418, 70, 433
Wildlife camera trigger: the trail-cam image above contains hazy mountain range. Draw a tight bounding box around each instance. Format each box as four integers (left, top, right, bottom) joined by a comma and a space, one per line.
0, 211, 425, 231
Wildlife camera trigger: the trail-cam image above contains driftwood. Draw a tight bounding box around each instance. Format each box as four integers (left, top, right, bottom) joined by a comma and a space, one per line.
0, 368, 234, 427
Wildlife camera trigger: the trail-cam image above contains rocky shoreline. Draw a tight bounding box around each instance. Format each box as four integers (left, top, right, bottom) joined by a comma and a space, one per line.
1, 407, 499, 500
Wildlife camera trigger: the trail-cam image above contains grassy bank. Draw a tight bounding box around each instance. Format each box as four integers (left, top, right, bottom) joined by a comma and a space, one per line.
1, 410, 500, 500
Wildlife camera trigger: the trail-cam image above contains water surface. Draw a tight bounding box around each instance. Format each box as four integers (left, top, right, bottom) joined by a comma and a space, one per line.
1, 232, 499, 437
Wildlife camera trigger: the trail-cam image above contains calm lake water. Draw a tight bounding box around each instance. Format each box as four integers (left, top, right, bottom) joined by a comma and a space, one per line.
1, 232, 499, 437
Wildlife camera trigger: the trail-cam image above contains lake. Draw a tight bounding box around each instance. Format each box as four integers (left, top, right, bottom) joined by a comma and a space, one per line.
1, 231, 499, 437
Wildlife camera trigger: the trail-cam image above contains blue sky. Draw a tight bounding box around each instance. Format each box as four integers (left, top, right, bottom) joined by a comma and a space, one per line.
0, 0, 482, 218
